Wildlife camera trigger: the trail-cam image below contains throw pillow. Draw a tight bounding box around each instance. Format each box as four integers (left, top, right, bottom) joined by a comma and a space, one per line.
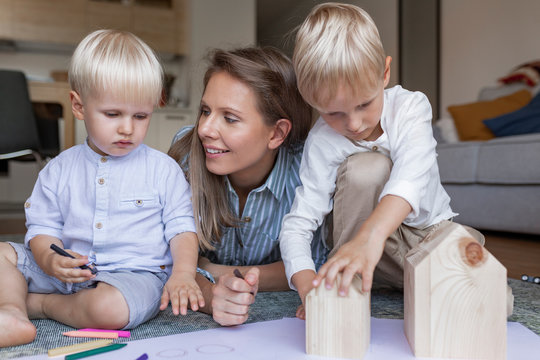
447, 89, 532, 141
499, 60, 540, 87
483, 92, 540, 137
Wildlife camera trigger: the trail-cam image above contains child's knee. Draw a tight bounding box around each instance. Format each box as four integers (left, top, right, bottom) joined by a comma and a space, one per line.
0, 242, 18, 266
85, 283, 129, 329
338, 152, 392, 191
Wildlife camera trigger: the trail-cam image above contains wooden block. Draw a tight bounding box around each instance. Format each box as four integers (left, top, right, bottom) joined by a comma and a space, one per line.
305, 275, 370, 359
404, 222, 507, 359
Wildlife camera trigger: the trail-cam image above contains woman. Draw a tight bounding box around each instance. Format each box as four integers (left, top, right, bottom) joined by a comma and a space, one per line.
168, 47, 327, 326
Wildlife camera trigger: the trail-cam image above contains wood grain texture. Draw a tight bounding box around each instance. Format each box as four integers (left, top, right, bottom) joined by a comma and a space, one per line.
404, 222, 507, 359
305, 275, 370, 359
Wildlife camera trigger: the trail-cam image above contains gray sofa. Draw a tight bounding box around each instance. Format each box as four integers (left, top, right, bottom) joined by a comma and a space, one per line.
436, 83, 540, 235
437, 132, 540, 235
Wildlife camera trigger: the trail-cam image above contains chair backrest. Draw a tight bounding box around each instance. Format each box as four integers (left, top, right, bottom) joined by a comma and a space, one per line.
0, 69, 41, 155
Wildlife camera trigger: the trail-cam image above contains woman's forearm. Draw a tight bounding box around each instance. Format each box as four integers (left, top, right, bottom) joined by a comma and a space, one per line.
202, 260, 290, 292
195, 272, 214, 315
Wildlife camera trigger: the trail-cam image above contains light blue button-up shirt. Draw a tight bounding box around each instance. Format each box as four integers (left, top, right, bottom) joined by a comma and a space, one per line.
24, 141, 196, 274
173, 127, 328, 270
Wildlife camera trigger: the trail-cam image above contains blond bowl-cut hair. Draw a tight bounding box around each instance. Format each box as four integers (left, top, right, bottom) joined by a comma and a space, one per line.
69, 29, 163, 106
293, 2, 386, 108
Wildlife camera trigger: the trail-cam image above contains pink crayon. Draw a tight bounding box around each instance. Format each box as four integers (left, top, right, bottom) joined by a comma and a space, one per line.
63, 331, 118, 339
79, 328, 131, 338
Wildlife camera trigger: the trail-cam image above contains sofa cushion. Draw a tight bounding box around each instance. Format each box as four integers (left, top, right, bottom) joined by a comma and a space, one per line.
447, 90, 532, 141
437, 133, 540, 185
476, 133, 540, 184
483, 92, 540, 137
437, 141, 481, 183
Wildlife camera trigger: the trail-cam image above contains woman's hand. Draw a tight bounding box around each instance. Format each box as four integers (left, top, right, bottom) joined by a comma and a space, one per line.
211, 267, 259, 326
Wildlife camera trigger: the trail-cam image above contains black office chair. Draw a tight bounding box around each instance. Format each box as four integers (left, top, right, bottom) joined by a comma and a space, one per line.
0, 69, 45, 168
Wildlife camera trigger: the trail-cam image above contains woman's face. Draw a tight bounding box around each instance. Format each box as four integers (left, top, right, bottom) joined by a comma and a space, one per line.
197, 71, 278, 189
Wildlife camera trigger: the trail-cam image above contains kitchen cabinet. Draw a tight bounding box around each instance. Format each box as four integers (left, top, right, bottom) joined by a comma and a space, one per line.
10, 0, 87, 45
144, 108, 194, 153
0, 0, 188, 55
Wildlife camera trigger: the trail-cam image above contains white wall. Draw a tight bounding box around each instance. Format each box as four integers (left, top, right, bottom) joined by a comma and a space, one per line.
441, 0, 540, 116
188, 0, 256, 115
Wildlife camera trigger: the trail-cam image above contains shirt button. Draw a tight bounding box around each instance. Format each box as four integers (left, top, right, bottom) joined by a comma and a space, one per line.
372, 145, 378, 151
95, 222, 103, 229
24, 201, 31, 208
243, 216, 252, 223
100, 157, 107, 163
98, 178, 105, 185
160, 265, 166, 270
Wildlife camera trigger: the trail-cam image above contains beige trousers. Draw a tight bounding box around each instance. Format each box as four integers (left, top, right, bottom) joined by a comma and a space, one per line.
329, 152, 485, 289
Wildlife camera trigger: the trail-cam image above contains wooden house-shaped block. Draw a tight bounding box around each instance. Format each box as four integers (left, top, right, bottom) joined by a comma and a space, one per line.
404, 222, 507, 359
305, 275, 370, 359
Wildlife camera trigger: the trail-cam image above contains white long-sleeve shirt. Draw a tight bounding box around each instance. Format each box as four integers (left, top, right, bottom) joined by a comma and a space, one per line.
279, 85, 457, 288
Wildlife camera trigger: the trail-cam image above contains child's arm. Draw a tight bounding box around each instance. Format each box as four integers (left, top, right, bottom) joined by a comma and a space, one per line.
160, 231, 205, 315
314, 194, 412, 294
29, 235, 96, 283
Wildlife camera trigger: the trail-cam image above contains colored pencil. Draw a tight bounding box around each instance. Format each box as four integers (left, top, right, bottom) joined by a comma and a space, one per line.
136, 353, 149, 360
65, 343, 127, 360
47, 339, 113, 357
79, 328, 131, 338
63, 331, 118, 339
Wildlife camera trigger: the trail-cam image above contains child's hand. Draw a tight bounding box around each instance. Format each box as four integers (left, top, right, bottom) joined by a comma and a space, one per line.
160, 271, 205, 316
291, 269, 316, 320
314, 235, 385, 294
46, 249, 95, 283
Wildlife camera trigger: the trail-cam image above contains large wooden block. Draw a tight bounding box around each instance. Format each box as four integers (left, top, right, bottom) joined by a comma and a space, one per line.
305, 275, 370, 359
404, 222, 507, 359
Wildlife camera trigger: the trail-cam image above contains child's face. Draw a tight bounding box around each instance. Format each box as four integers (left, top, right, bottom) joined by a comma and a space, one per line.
71, 91, 153, 157
197, 71, 279, 187
316, 56, 391, 142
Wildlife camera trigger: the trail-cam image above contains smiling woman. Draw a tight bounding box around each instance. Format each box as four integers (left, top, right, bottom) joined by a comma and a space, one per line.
168, 47, 328, 326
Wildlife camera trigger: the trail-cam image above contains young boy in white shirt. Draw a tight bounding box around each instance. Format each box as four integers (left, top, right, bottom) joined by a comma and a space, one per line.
0, 29, 203, 347
279, 3, 486, 316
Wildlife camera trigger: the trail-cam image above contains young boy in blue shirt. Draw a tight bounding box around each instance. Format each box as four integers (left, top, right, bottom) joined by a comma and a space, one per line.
279, 3, 491, 317
0, 29, 203, 347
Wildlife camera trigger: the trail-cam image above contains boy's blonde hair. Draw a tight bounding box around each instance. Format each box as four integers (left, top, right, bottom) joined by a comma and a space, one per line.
69, 29, 163, 106
293, 2, 386, 108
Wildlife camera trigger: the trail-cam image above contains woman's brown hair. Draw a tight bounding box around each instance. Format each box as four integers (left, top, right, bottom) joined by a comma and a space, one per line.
168, 46, 312, 251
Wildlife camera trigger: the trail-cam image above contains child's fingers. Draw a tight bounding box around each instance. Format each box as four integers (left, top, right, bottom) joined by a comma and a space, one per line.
160, 290, 170, 310
296, 304, 305, 320
338, 266, 358, 296
188, 289, 200, 312
196, 288, 205, 308
179, 289, 189, 315
170, 291, 180, 315
361, 267, 374, 293
313, 262, 330, 287
323, 260, 343, 289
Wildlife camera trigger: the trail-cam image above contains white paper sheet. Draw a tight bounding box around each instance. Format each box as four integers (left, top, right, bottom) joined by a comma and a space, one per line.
22, 318, 540, 359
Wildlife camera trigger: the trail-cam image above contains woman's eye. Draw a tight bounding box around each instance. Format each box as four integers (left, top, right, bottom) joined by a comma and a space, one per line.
200, 108, 210, 117
224, 116, 237, 123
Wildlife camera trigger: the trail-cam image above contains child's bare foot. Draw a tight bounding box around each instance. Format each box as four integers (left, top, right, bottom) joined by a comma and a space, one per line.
0, 307, 36, 347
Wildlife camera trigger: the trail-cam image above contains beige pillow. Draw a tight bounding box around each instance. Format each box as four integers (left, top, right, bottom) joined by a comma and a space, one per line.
447, 89, 532, 141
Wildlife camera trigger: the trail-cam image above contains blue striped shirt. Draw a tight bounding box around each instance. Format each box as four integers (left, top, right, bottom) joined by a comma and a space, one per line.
173, 127, 328, 269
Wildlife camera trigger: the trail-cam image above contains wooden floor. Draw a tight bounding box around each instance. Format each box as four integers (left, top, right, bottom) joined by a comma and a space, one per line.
1, 218, 539, 280
482, 230, 540, 280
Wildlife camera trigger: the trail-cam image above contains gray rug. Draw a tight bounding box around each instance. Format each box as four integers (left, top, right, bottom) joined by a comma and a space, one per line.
1, 235, 539, 358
